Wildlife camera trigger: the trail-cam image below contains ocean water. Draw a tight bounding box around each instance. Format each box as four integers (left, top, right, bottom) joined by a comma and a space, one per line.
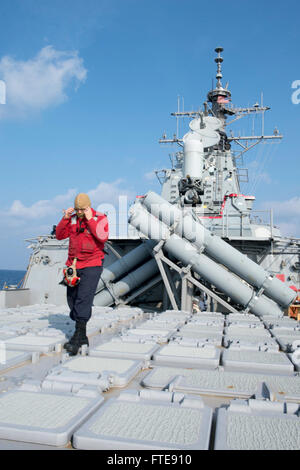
0, 269, 26, 289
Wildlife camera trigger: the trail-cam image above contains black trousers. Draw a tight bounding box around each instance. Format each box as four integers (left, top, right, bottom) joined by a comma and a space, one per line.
67, 266, 103, 323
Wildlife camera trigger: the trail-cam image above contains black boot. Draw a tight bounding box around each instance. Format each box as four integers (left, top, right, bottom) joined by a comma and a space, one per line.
64, 320, 89, 355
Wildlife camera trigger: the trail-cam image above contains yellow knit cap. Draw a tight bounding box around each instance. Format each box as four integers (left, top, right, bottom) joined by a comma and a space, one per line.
74, 193, 91, 209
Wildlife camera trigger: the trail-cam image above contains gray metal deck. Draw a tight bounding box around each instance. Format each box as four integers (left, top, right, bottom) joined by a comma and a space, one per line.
0, 304, 299, 450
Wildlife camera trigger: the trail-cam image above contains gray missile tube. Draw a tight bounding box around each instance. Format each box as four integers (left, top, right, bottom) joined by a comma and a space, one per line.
96, 240, 156, 294
129, 205, 284, 317
140, 191, 296, 308
94, 258, 159, 307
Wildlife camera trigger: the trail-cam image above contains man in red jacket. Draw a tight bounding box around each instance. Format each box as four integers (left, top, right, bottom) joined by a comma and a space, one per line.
56, 193, 109, 355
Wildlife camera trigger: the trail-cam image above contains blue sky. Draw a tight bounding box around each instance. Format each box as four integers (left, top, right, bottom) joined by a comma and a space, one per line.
0, 0, 299, 269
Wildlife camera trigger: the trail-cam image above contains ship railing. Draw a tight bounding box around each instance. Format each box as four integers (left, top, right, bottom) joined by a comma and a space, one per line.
222, 208, 274, 238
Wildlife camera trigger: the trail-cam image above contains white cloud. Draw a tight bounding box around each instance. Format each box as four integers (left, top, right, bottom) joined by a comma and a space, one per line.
0, 180, 136, 222
0, 180, 137, 254
87, 179, 136, 207
260, 196, 300, 237
276, 221, 300, 238
0, 45, 87, 119
144, 171, 156, 181
0, 188, 77, 222
253, 172, 272, 185
261, 197, 300, 217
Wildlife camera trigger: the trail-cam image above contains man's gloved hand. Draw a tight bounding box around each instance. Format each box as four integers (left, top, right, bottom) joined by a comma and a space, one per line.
63, 207, 75, 219
83, 207, 93, 220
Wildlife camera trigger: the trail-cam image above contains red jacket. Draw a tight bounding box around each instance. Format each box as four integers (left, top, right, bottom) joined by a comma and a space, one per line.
56, 208, 109, 268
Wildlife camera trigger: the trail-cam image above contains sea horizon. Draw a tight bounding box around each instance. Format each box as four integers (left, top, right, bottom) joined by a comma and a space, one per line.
0, 269, 27, 289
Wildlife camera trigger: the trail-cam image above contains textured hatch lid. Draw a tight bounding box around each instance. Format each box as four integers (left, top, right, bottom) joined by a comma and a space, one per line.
44, 356, 144, 388
73, 390, 212, 450
222, 349, 295, 374
0, 389, 103, 446
3, 335, 65, 352
89, 340, 160, 360
0, 349, 32, 372
153, 344, 220, 369
142, 366, 300, 401
214, 406, 300, 450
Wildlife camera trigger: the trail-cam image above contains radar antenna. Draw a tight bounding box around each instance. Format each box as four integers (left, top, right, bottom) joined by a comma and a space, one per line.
215, 46, 224, 89
159, 47, 283, 158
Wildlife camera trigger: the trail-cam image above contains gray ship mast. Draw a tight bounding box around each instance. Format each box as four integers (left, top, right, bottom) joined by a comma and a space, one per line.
160, 46, 282, 151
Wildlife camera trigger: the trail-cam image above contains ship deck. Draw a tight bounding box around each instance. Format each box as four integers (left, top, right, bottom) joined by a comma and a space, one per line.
0, 304, 299, 451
